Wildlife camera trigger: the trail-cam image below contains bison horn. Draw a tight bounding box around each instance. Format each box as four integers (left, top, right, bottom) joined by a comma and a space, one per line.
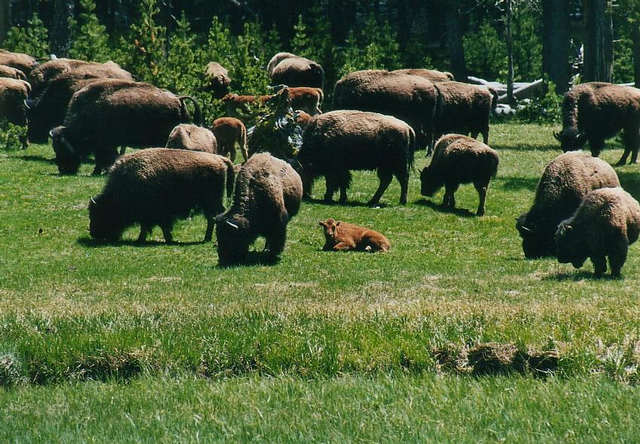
519, 225, 534, 233
23, 99, 31, 110
89, 197, 97, 207
553, 131, 561, 141
225, 220, 239, 230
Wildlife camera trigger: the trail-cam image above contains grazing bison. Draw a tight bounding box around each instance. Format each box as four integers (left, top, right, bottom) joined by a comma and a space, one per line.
432, 81, 497, 146
393, 68, 454, 82
319, 218, 390, 252
51, 79, 201, 175
203, 62, 231, 99
28, 58, 132, 98
0, 65, 26, 81
89, 148, 234, 243
0, 50, 37, 75
215, 152, 302, 264
420, 134, 499, 216
267, 52, 324, 89
166, 124, 217, 153
0, 78, 31, 125
554, 82, 640, 165
212, 117, 247, 162
298, 110, 415, 206
288, 86, 323, 115
516, 151, 620, 259
555, 187, 640, 277
333, 69, 438, 150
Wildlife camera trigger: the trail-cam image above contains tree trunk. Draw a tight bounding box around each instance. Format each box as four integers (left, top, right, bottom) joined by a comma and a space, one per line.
583, 0, 613, 82
444, 0, 467, 81
506, 0, 515, 104
542, 0, 570, 93
633, 25, 640, 88
50, 0, 75, 57
0, 0, 9, 44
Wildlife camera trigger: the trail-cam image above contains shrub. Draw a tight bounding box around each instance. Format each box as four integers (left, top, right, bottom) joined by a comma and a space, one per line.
464, 21, 507, 81
515, 79, 562, 124
3, 13, 49, 59
0, 121, 28, 150
68, 0, 111, 62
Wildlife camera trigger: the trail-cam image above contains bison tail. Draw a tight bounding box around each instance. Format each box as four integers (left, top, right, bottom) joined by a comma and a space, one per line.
179, 95, 203, 126
317, 88, 324, 105
408, 127, 416, 169
224, 157, 235, 198
488, 87, 499, 112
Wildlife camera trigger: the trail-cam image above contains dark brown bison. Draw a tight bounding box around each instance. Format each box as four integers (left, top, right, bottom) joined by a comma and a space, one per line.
0, 78, 31, 125
51, 79, 201, 175
215, 152, 302, 264
554, 82, 640, 165
420, 134, 499, 216
0, 50, 37, 75
267, 52, 324, 89
333, 69, 438, 150
393, 68, 454, 82
319, 218, 390, 252
0, 65, 27, 81
165, 124, 217, 153
89, 148, 234, 243
212, 117, 248, 162
516, 151, 620, 259
298, 110, 415, 206
203, 62, 231, 99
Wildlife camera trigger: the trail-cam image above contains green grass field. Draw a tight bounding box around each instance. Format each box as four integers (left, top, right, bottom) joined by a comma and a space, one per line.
1, 123, 640, 440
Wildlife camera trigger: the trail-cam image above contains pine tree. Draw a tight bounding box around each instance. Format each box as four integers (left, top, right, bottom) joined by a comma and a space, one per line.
4, 13, 49, 58
127, 0, 166, 82
291, 15, 310, 58
68, 0, 111, 62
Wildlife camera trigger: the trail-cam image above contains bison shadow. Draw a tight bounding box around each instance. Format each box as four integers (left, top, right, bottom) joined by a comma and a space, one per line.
544, 270, 621, 281
498, 175, 539, 191
77, 237, 205, 248
414, 198, 475, 218
490, 142, 560, 152
17, 154, 56, 164
216, 251, 281, 268
618, 172, 640, 201
303, 196, 389, 208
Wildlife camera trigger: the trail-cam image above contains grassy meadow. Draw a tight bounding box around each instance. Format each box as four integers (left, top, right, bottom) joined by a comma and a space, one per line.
1, 122, 640, 440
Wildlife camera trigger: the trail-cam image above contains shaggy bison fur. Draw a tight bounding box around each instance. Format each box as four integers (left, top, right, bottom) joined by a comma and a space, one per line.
215, 153, 302, 264
432, 81, 498, 146
393, 68, 454, 82
212, 117, 248, 162
298, 110, 415, 206
0, 78, 31, 126
89, 148, 234, 243
555, 187, 640, 277
516, 151, 620, 259
0, 65, 26, 81
0, 50, 37, 75
267, 52, 324, 89
319, 218, 390, 252
166, 124, 217, 153
333, 69, 438, 150
554, 82, 640, 165
288, 86, 323, 115
420, 134, 499, 216
203, 62, 231, 99
51, 79, 201, 175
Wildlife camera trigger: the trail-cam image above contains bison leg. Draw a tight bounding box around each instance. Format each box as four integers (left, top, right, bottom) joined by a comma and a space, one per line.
337, 171, 351, 204
137, 224, 152, 243
474, 181, 489, 216
333, 241, 356, 251
443, 184, 458, 209
369, 169, 393, 206
161, 222, 174, 244
229, 143, 237, 162
265, 225, 287, 257
608, 236, 629, 277
324, 175, 339, 203
204, 217, 215, 242
619, 129, 640, 165
119, 146, 126, 156
394, 169, 409, 205
591, 255, 607, 277
93, 147, 119, 175
589, 137, 605, 158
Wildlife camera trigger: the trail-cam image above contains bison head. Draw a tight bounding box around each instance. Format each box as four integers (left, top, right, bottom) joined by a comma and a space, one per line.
215, 215, 252, 265
319, 218, 339, 247
51, 126, 81, 175
88, 196, 126, 241
515, 213, 557, 259
554, 127, 587, 152
420, 166, 441, 197
554, 221, 587, 268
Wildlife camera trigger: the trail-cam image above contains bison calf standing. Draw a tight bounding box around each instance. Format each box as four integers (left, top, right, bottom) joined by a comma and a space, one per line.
215, 153, 302, 264
89, 148, 234, 243
212, 117, 248, 162
516, 152, 620, 259
166, 124, 217, 153
420, 134, 499, 216
319, 218, 390, 252
555, 187, 640, 277
298, 110, 415, 206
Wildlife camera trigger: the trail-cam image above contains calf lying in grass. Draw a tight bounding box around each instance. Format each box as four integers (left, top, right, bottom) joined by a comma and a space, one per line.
319, 218, 390, 252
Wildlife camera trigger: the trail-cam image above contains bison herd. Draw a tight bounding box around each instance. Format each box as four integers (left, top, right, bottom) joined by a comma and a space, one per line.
3, 47, 640, 275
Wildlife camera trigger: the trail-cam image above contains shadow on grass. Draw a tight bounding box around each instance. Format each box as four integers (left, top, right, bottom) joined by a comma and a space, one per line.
17, 154, 56, 164
491, 142, 561, 152
498, 175, 539, 191
544, 269, 621, 281
414, 198, 475, 218
618, 172, 640, 201
217, 251, 281, 268
303, 196, 389, 208
77, 237, 205, 248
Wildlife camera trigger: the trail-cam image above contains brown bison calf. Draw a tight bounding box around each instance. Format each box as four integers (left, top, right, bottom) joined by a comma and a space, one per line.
221, 93, 271, 116
215, 153, 302, 264
89, 148, 234, 243
166, 124, 217, 153
319, 218, 390, 252
287, 86, 323, 115
421, 134, 499, 216
212, 117, 248, 162
555, 187, 640, 277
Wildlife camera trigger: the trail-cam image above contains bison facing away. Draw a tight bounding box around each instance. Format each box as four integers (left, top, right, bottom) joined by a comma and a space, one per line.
215, 153, 302, 265
420, 134, 499, 216
203, 62, 231, 99
89, 148, 234, 243
555, 187, 640, 277
166, 124, 217, 153
554, 82, 640, 165
298, 110, 415, 206
51, 79, 201, 175
516, 151, 620, 259
212, 117, 248, 162
319, 218, 390, 252
0, 78, 30, 126
267, 52, 324, 89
